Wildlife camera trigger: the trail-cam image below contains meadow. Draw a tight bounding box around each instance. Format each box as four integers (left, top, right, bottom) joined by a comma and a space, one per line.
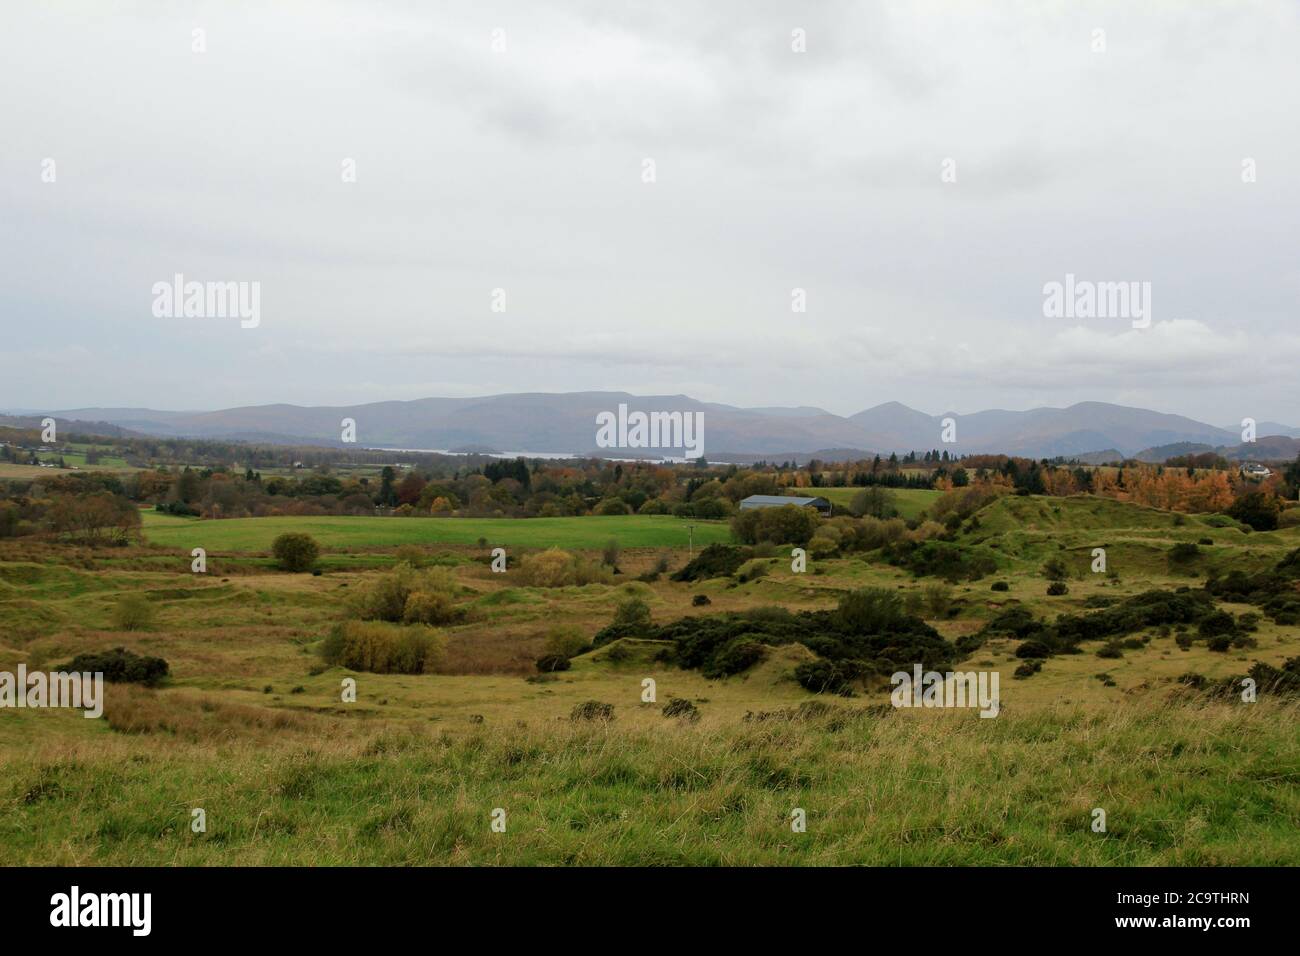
139, 512, 732, 551
814, 486, 942, 520
1, 497, 1297, 865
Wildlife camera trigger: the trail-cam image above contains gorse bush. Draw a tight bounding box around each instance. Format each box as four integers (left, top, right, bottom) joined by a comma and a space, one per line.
702, 636, 765, 678
638, 588, 952, 680
534, 653, 571, 673
591, 597, 653, 645
884, 539, 997, 582
56, 647, 169, 686
1041, 556, 1069, 582
671, 544, 747, 582
614, 597, 652, 628
1206, 547, 1300, 625
990, 586, 1243, 659
318, 621, 442, 674
794, 658, 865, 694
272, 532, 320, 572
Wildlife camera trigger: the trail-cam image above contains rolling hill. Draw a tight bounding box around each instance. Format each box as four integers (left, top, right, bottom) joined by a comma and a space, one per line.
21, 394, 1297, 461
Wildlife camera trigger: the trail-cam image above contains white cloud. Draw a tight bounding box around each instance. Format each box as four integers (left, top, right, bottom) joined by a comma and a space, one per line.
1, 1, 1297, 425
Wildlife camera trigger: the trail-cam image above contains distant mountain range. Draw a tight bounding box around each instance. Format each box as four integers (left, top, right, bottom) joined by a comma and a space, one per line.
7, 393, 1298, 462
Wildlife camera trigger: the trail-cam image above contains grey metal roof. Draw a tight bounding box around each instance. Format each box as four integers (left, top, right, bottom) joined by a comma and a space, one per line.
739, 494, 830, 508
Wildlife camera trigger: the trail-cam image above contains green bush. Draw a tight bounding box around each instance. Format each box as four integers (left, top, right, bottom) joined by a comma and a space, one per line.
318, 621, 442, 674
1197, 609, 1236, 639
1015, 640, 1051, 659
535, 653, 571, 673
348, 565, 464, 625
922, 582, 953, 617
272, 533, 320, 572
794, 658, 865, 694
1041, 557, 1069, 582
614, 597, 651, 629
648, 588, 952, 678
393, 544, 429, 568
886, 540, 997, 582
702, 636, 765, 678
543, 625, 591, 660
110, 593, 155, 631
56, 647, 168, 686
671, 544, 747, 582
401, 588, 459, 626
730, 504, 820, 547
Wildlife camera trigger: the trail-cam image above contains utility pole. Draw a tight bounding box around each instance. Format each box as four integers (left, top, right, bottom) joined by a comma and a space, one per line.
688, 524, 695, 557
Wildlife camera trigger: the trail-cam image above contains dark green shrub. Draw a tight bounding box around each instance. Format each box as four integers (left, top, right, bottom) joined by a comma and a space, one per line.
794, 658, 865, 694
1047, 581, 1069, 596
272, 532, 320, 572
56, 647, 169, 686
535, 653, 571, 673
986, 606, 1044, 641
671, 544, 747, 582
1041, 556, 1069, 581
1197, 610, 1236, 639
702, 637, 765, 678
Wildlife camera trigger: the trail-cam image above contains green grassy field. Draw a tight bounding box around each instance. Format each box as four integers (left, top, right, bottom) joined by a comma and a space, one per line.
811, 486, 942, 520
141, 512, 732, 552
3, 493, 1298, 865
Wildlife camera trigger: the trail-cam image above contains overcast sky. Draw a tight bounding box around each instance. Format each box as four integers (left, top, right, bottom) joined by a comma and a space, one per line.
2, 1, 1297, 425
